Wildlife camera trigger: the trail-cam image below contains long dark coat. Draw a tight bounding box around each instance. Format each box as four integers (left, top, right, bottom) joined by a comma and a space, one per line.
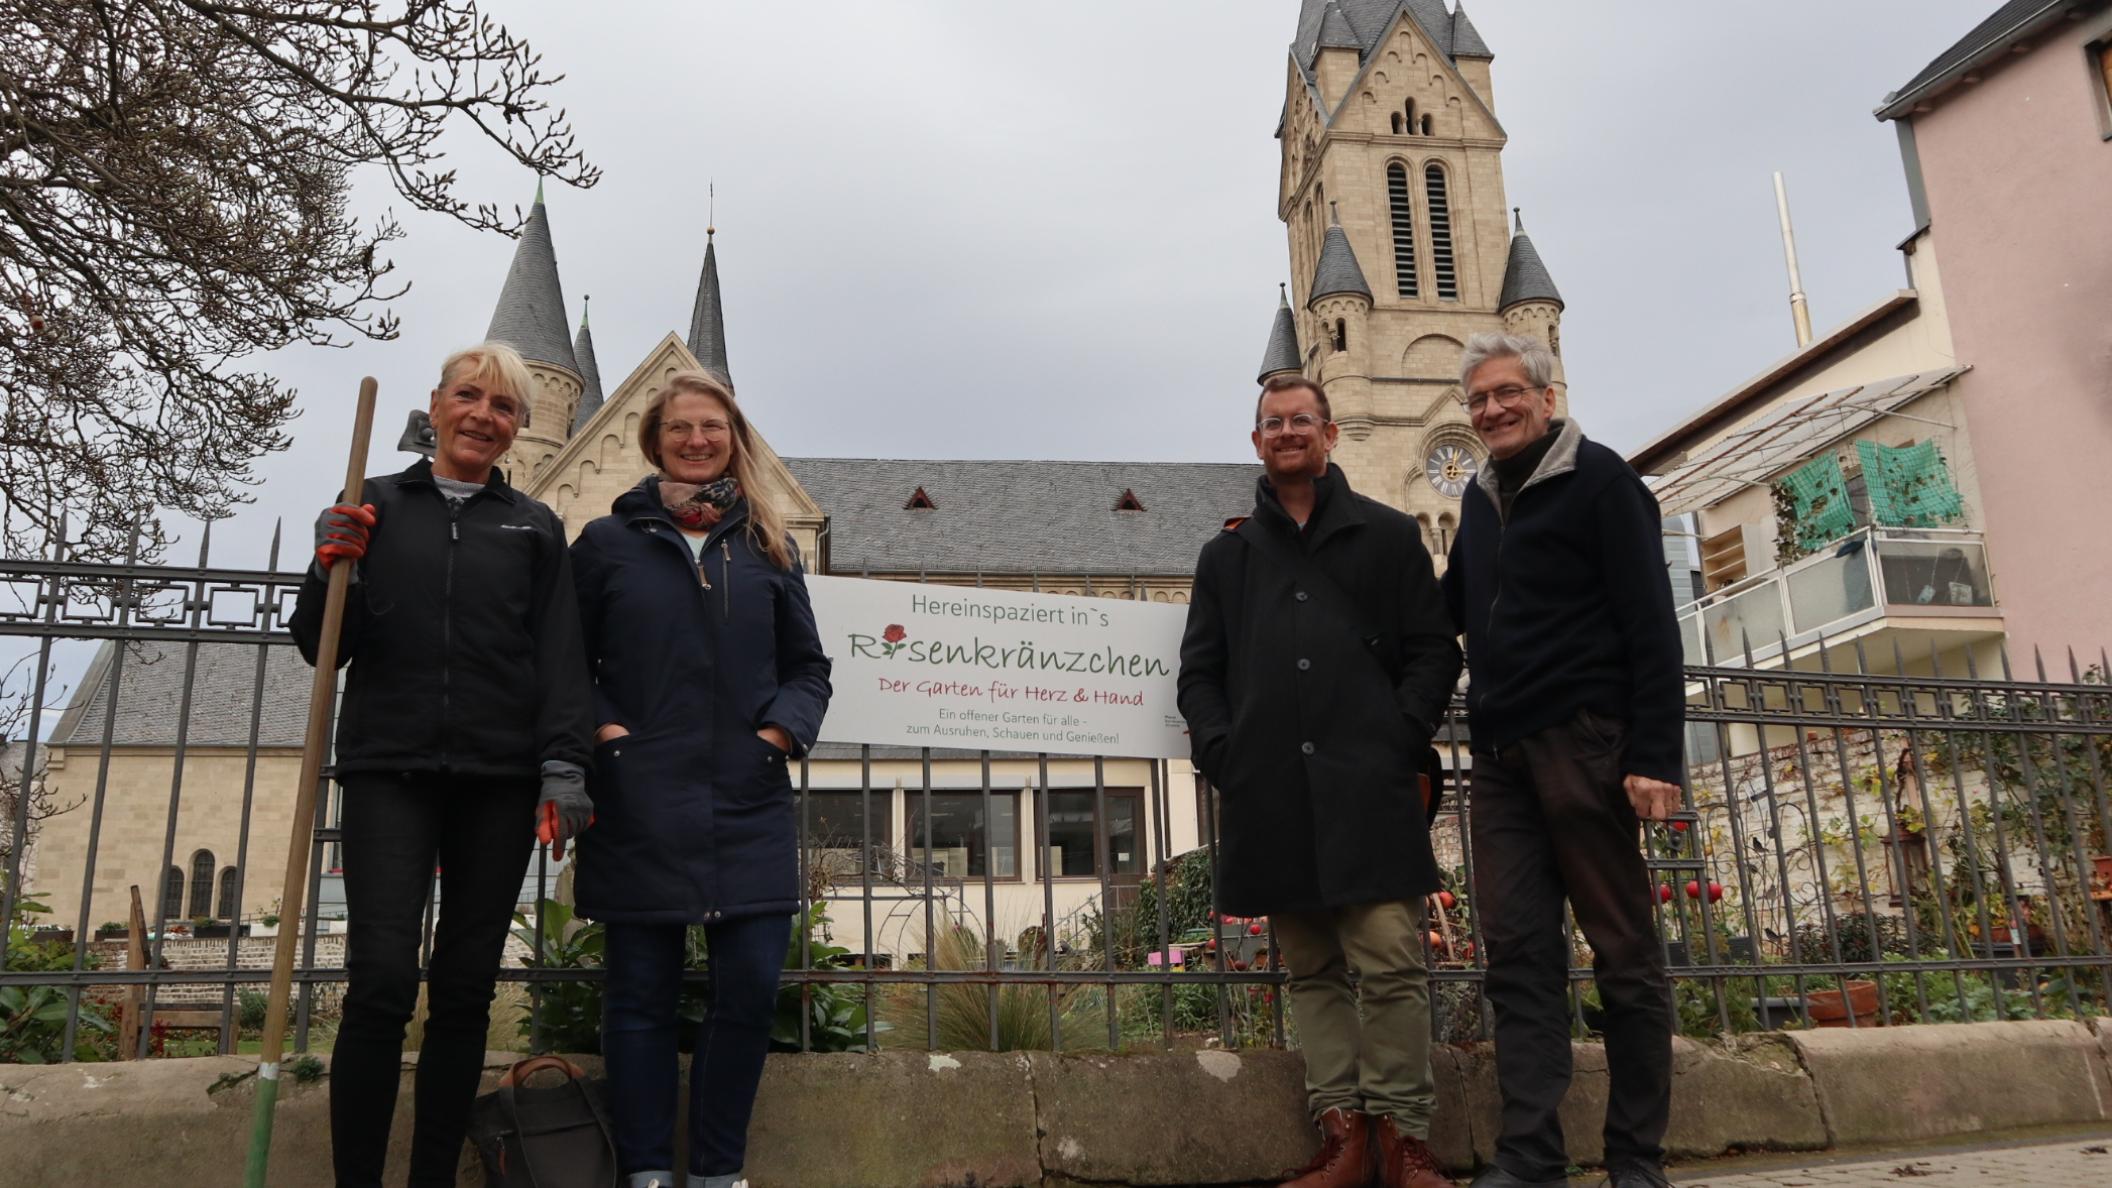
569, 477, 833, 924
1177, 465, 1461, 916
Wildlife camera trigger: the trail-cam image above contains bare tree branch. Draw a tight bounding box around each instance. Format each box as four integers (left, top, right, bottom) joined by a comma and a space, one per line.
0, 0, 599, 562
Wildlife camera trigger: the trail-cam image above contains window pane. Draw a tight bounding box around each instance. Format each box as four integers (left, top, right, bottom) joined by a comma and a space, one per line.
907, 792, 1018, 879
800, 790, 890, 876
1036, 791, 1143, 877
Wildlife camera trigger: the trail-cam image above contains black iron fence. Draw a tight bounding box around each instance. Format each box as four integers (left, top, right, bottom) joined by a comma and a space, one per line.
3, 539, 2109, 1065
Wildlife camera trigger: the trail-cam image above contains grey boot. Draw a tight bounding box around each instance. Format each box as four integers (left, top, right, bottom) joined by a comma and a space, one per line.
689, 1174, 747, 1188
628, 1173, 679, 1188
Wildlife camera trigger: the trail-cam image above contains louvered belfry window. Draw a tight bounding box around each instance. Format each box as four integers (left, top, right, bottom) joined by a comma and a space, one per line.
1424, 163, 1458, 300
1387, 163, 1419, 299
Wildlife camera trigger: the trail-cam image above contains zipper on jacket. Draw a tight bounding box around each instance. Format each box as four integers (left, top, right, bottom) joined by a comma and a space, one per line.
721, 541, 732, 619
441, 498, 460, 768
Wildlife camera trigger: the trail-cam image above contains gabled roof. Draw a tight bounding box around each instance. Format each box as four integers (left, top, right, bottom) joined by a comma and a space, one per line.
570, 303, 605, 434
484, 190, 579, 374
782, 459, 1259, 576
687, 232, 731, 387
1310, 222, 1373, 305
1294, 0, 1481, 69
1258, 286, 1303, 381
1876, 0, 2075, 120
1497, 212, 1564, 312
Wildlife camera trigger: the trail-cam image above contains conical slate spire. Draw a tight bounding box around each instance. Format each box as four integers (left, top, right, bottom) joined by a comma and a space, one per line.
485, 187, 578, 373
1257, 285, 1303, 383
1309, 206, 1373, 305
1450, 2, 1492, 58
1498, 208, 1564, 311
570, 298, 604, 433
687, 230, 731, 387
1315, 2, 1359, 50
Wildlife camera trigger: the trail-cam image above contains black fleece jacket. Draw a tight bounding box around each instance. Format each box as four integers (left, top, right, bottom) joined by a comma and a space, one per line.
1442, 420, 1686, 784
289, 459, 595, 780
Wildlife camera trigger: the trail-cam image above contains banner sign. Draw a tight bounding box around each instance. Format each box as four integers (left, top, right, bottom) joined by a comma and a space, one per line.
805, 575, 1191, 759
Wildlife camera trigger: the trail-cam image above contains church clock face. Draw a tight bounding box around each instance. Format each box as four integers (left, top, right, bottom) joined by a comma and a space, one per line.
1426, 443, 1478, 499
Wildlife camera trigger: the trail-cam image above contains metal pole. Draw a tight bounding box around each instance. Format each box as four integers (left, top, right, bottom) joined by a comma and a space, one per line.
1774, 171, 1815, 349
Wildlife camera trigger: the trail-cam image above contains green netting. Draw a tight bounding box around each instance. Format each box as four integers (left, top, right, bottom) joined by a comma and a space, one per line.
1857, 439, 1963, 527
1779, 452, 1856, 551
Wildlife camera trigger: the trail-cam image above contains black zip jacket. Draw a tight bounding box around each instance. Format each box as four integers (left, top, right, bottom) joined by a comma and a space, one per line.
1442, 419, 1686, 785
289, 459, 595, 779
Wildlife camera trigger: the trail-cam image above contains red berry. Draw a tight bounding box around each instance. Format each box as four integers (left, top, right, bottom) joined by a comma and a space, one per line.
1670, 820, 1689, 832
1437, 890, 1457, 910
1248, 923, 1263, 935
1685, 880, 1702, 899
1658, 884, 1674, 903
1707, 882, 1724, 902
1427, 931, 1444, 947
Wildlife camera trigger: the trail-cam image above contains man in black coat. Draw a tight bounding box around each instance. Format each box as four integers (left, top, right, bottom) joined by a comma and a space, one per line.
1442, 333, 1684, 1188
1180, 374, 1461, 1188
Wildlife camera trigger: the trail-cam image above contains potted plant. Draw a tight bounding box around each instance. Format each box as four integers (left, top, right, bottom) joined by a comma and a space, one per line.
1805, 979, 1880, 1028
94, 920, 128, 940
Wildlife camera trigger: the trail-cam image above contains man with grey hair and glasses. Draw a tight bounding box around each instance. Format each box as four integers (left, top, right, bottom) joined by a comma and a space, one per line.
1441, 333, 1684, 1188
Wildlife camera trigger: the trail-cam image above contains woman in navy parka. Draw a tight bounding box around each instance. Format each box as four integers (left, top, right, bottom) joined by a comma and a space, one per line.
570, 369, 832, 1188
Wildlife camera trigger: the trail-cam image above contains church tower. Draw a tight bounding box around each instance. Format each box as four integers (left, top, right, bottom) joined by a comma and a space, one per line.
1265, 1, 1565, 551
486, 182, 584, 484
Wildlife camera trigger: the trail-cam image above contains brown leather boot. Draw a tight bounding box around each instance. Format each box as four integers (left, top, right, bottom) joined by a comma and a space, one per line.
1374, 1115, 1454, 1188
1283, 1107, 1376, 1187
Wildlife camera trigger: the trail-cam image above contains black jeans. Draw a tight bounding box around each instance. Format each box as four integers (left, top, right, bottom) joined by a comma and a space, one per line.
331, 773, 538, 1188
602, 913, 790, 1178
1469, 708, 1673, 1181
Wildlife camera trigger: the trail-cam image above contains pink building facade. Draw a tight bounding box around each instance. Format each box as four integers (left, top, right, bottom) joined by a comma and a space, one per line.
1880, 1, 2112, 662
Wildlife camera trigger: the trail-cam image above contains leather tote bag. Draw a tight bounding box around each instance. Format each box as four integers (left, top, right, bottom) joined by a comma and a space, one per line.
468, 1055, 619, 1188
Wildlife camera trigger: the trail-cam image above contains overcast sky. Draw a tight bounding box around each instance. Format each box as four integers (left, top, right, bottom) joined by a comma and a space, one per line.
168, 0, 1995, 569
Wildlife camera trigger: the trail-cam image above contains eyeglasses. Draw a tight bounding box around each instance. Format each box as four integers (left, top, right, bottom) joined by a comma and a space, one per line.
661, 419, 731, 440
1463, 384, 1541, 414
1257, 413, 1328, 437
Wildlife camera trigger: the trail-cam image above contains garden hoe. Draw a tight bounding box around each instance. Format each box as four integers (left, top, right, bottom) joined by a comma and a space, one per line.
245, 377, 377, 1187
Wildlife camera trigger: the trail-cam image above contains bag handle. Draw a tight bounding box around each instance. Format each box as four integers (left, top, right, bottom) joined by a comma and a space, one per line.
500, 1054, 587, 1088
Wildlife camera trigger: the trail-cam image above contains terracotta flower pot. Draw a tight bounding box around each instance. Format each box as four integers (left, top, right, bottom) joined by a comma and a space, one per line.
1806, 979, 1880, 1028
2091, 853, 2112, 893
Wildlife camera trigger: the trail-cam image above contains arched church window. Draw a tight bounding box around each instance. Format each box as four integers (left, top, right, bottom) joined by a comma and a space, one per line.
1424, 164, 1459, 300
1332, 319, 1348, 352
1404, 99, 1418, 134
1421, 113, 1434, 135
1386, 163, 1419, 299
162, 866, 184, 921
1391, 112, 1404, 135
189, 849, 215, 919
217, 867, 239, 921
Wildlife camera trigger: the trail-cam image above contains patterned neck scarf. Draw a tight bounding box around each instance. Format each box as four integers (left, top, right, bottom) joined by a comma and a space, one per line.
659, 476, 740, 529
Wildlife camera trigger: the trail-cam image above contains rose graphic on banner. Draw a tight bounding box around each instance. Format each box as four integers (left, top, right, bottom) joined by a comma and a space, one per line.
881, 623, 908, 657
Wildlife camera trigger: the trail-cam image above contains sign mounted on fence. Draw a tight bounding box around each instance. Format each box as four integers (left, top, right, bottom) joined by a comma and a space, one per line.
805, 575, 1190, 759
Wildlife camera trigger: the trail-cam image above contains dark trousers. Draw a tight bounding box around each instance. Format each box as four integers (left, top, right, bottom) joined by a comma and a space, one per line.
1469, 709, 1672, 1181
603, 913, 791, 1178
331, 773, 538, 1188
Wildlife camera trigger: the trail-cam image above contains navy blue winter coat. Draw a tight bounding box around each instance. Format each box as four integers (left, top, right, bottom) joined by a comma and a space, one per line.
569, 477, 833, 923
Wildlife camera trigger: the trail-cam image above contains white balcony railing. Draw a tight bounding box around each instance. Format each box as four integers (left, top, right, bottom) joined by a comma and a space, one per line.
1677, 527, 1996, 667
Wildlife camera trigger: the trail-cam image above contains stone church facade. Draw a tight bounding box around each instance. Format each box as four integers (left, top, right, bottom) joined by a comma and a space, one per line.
35, 2, 1562, 965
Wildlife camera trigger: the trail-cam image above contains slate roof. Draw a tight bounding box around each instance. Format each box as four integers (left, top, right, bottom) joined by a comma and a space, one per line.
688, 235, 731, 387
1451, 3, 1492, 57
1258, 288, 1303, 381
781, 458, 1260, 576
51, 640, 314, 749
1497, 214, 1564, 311
1294, 0, 1477, 68
1877, 1, 2070, 119
570, 307, 605, 434
484, 196, 579, 376
1310, 223, 1373, 304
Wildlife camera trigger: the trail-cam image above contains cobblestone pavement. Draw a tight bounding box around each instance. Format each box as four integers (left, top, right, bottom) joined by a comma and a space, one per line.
1674, 1134, 2112, 1186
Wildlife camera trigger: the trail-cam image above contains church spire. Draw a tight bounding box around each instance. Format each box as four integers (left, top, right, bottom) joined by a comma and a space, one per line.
687, 225, 731, 387
485, 183, 579, 374
1257, 284, 1303, 384
1308, 203, 1373, 305
1498, 207, 1564, 311
570, 297, 604, 433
